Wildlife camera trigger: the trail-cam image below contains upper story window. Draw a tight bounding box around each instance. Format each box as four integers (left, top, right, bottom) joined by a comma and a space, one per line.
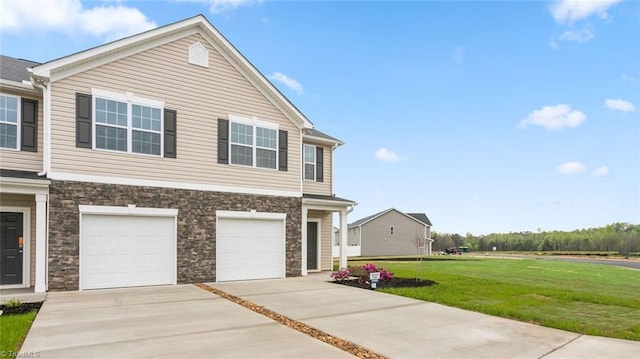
229, 115, 278, 169
0, 94, 19, 150
92, 89, 163, 156
304, 144, 315, 180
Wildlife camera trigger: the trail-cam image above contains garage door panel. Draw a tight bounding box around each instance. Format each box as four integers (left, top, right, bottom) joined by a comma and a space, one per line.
81, 214, 176, 290
217, 217, 285, 282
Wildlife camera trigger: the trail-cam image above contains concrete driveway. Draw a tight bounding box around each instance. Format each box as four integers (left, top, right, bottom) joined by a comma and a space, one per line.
19, 284, 352, 358
20, 277, 639, 358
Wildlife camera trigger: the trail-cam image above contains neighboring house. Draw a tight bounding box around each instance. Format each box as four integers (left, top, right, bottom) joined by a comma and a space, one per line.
349, 208, 433, 257
332, 226, 361, 257
0, 15, 355, 293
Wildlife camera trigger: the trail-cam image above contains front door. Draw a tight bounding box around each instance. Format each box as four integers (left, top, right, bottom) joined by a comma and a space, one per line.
307, 222, 318, 270
1, 212, 24, 285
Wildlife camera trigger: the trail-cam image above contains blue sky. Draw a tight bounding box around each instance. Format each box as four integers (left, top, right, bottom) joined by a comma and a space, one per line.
1, 0, 638, 234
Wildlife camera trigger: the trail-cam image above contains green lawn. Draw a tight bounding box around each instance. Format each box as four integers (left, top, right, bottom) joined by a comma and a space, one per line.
0, 311, 38, 353
349, 258, 640, 341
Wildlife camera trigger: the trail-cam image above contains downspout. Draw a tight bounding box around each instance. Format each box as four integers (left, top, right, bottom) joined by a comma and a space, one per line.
29, 70, 51, 177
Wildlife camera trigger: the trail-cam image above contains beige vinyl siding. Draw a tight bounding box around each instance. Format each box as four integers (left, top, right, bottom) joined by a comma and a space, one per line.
302, 143, 332, 196
49, 33, 301, 192
308, 210, 333, 271
0, 89, 43, 172
360, 210, 427, 256
0, 193, 35, 286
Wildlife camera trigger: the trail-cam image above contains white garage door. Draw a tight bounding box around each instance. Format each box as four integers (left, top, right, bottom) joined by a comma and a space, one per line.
80, 214, 176, 290
217, 216, 285, 282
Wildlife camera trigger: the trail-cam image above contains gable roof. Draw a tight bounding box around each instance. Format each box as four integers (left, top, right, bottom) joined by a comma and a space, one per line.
29, 14, 314, 130
1, 55, 40, 83
407, 213, 432, 226
349, 208, 432, 228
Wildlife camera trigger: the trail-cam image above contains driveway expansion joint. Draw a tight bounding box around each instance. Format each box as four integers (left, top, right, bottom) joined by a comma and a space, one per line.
537, 334, 583, 358
196, 283, 388, 359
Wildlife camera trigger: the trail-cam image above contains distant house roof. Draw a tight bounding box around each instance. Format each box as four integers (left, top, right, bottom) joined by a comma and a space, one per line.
0, 55, 40, 83
349, 208, 432, 229
407, 213, 432, 226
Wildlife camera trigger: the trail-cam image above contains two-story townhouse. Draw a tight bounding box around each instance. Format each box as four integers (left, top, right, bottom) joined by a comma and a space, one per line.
0, 15, 355, 293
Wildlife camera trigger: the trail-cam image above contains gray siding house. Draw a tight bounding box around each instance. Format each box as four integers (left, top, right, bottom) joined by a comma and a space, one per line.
349, 208, 433, 256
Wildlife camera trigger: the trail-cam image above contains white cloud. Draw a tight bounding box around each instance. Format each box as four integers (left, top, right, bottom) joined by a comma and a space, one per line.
593, 166, 609, 176
558, 24, 595, 43
452, 46, 465, 65
519, 104, 586, 130
557, 161, 586, 175
374, 148, 402, 162
268, 72, 304, 95
622, 73, 637, 82
0, 0, 156, 42
549, 0, 622, 24
604, 99, 637, 112
179, 0, 260, 14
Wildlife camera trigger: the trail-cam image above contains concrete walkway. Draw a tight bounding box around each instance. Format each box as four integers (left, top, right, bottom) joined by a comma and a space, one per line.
19, 284, 352, 358
210, 275, 640, 359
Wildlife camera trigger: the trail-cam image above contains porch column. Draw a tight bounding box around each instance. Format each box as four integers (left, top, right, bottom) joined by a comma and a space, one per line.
301, 207, 308, 276
339, 209, 348, 269
35, 194, 47, 293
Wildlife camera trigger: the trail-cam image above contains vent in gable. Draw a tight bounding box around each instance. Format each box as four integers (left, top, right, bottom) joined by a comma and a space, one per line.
188, 42, 209, 68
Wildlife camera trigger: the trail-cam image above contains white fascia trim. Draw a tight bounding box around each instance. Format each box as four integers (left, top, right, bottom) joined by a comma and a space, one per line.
79, 204, 178, 217
0, 179, 51, 195
302, 134, 344, 147
0, 79, 37, 93
229, 113, 279, 130
216, 210, 286, 220
48, 171, 301, 197
92, 88, 165, 108
41, 28, 199, 83
302, 197, 355, 209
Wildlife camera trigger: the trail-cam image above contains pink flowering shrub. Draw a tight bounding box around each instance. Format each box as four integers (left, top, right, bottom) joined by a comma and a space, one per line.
331, 263, 393, 283
330, 268, 351, 281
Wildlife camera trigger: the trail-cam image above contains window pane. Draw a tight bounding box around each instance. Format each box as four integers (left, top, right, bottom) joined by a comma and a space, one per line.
0, 123, 17, 149
132, 104, 161, 132
256, 127, 276, 149
0, 95, 18, 124
231, 144, 253, 166
96, 125, 127, 151
256, 148, 276, 169
231, 122, 253, 145
96, 98, 127, 126
304, 145, 315, 163
304, 163, 315, 180
132, 130, 161, 156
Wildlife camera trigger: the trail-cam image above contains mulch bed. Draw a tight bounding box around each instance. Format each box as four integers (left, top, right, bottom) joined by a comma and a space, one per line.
196, 283, 388, 359
0, 302, 43, 316
334, 277, 437, 289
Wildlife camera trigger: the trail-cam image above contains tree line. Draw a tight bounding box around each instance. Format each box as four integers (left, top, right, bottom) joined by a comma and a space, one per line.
431, 223, 640, 257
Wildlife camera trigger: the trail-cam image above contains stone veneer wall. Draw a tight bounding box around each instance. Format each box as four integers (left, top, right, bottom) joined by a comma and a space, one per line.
48, 180, 302, 291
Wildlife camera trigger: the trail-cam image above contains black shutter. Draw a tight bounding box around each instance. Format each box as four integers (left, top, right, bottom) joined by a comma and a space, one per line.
164, 109, 177, 158
76, 93, 92, 148
278, 130, 288, 171
316, 147, 324, 182
20, 99, 38, 152
218, 118, 229, 164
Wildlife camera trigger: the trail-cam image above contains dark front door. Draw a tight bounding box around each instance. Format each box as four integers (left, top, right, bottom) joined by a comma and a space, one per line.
1, 212, 24, 285
307, 222, 318, 270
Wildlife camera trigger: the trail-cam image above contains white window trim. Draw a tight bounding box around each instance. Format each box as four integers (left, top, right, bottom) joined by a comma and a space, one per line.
91, 88, 165, 157
228, 113, 279, 170
0, 93, 21, 151
303, 144, 316, 181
